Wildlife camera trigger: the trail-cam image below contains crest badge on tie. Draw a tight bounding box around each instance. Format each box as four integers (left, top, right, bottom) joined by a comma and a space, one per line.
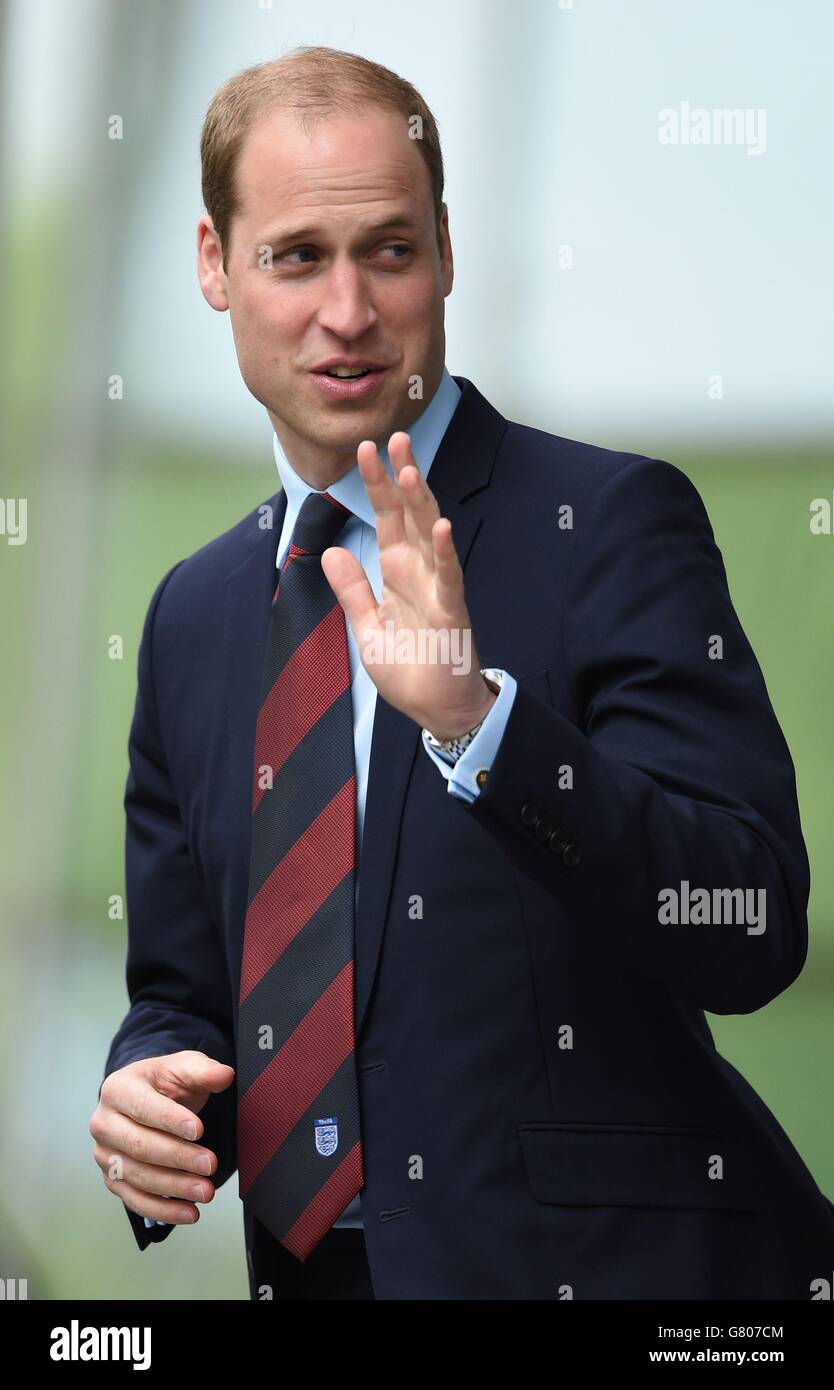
314, 1116, 339, 1157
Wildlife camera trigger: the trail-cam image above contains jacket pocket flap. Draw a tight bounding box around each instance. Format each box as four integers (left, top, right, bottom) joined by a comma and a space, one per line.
518, 1123, 766, 1213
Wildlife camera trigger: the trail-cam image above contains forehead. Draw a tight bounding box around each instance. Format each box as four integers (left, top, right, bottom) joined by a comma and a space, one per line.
234, 104, 431, 231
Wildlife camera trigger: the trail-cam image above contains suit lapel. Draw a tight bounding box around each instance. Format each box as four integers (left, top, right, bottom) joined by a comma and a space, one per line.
222, 377, 509, 1039
224, 489, 288, 1003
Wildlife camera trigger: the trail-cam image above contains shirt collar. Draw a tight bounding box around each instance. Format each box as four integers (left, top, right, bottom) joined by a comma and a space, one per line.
272, 366, 461, 533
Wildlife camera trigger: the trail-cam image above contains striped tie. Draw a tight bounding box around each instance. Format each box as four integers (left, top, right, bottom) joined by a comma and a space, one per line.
237, 489, 363, 1261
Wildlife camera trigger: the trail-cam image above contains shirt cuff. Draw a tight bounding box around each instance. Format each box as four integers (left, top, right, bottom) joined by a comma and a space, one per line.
421, 670, 517, 803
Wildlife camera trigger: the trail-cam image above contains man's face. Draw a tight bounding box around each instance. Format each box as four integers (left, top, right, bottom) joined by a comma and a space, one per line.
198, 104, 453, 483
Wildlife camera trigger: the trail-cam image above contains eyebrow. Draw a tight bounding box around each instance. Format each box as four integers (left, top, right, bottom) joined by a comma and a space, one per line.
259, 215, 423, 248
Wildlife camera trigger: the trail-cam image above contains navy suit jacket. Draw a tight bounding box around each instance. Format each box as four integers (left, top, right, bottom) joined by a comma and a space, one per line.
103, 375, 834, 1299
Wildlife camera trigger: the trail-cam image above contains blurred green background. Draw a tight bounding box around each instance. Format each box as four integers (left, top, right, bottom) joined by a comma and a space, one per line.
0, 0, 831, 1299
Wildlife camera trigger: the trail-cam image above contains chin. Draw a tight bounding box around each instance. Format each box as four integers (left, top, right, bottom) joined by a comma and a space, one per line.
313, 400, 394, 438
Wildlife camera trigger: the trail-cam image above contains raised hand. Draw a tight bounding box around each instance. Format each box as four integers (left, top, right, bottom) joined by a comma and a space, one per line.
320, 432, 496, 740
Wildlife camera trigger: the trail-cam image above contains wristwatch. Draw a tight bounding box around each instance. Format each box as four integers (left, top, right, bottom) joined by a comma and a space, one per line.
423, 668, 504, 760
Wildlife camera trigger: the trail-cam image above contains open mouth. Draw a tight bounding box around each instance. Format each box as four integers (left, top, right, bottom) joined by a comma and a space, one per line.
324, 368, 373, 379
310, 365, 389, 399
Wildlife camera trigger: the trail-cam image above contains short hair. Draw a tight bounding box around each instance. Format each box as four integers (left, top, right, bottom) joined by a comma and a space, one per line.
200, 45, 445, 268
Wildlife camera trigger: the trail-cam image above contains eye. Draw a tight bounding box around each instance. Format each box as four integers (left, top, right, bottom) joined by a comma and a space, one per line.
273, 242, 412, 270
280, 247, 318, 265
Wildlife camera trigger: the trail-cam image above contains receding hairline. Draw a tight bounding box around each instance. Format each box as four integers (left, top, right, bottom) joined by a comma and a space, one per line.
233, 109, 438, 250
200, 46, 446, 266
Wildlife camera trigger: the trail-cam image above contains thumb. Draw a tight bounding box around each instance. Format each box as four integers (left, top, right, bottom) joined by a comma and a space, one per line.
320, 546, 378, 636
197, 1056, 236, 1094
163, 1049, 236, 1096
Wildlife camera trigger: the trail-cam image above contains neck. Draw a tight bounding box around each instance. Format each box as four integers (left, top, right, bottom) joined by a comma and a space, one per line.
268, 425, 372, 491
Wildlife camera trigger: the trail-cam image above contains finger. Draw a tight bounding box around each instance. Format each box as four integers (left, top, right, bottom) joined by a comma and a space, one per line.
356, 440, 406, 550
386, 434, 423, 554
400, 470, 441, 568
104, 1174, 200, 1226
93, 1144, 216, 1205
432, 517, 464, 612
98, 1072, 201, 1143
389, 434, 441, 567
320, 546, 379, 637
94, 1109, 218, 1178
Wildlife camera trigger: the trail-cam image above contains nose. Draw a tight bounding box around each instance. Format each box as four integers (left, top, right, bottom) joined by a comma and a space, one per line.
316, 255, 379, 341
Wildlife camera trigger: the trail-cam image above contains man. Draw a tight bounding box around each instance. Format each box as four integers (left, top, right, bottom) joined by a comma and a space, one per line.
90, 46, 834, 1300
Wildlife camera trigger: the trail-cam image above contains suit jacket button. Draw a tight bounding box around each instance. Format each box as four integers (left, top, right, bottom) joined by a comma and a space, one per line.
561, 842, 581, 867
534, 814, 555, 842
521, 802, 541, 828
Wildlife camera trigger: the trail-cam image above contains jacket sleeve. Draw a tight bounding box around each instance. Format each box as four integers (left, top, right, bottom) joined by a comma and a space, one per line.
466, 455, 810, 1016
421, 669, 518, 800
101, 562, 237, 1251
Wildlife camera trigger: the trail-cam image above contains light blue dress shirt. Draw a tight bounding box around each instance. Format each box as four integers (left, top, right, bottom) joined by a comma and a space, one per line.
144, 366, 517, 1232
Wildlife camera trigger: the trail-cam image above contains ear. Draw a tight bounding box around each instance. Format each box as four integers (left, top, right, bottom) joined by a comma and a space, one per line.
438, 203, 453, 297
197, 214, 229, 311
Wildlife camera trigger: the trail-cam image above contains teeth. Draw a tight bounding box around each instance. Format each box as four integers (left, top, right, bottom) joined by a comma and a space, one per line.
327, 366, 370, 378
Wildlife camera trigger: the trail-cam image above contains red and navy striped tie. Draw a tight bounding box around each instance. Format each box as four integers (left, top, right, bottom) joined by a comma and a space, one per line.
237, 489, 363, 1261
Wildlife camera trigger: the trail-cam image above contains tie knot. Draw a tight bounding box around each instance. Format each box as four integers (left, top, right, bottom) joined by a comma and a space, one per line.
290, 490, 352, 557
